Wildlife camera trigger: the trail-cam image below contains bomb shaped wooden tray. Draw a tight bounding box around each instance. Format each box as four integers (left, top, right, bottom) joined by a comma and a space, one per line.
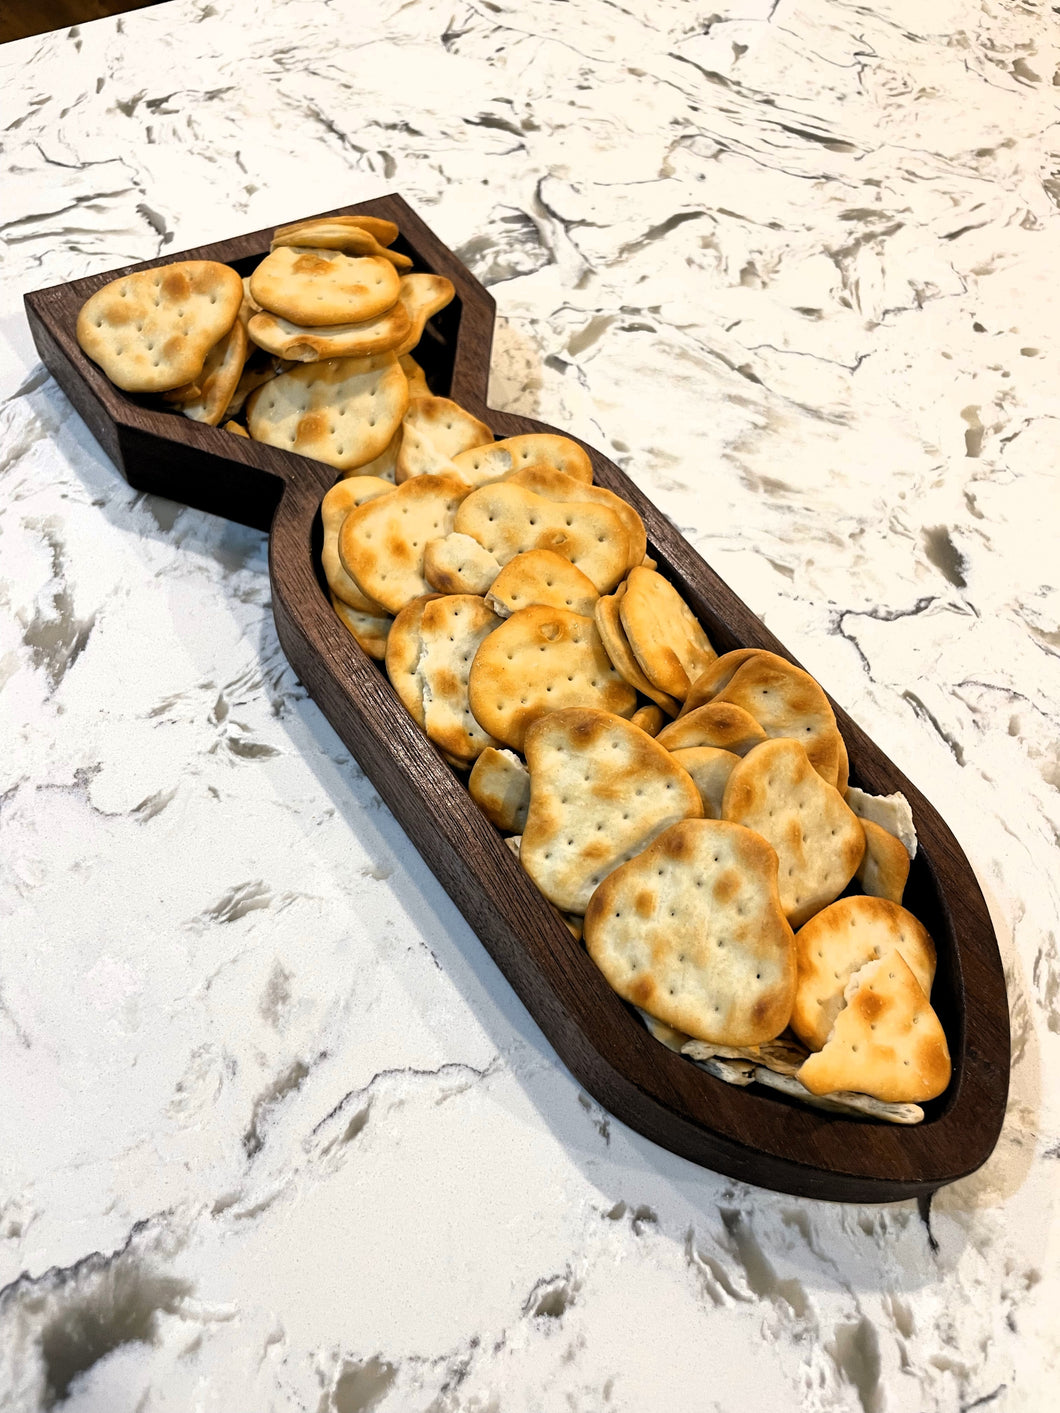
24, 195, 1010, 1203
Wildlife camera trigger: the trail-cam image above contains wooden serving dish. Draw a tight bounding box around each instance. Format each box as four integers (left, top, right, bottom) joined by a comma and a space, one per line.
24, 195, 1010, 1202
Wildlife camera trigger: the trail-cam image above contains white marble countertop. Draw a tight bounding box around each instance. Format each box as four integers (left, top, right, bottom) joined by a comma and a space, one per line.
1, 0, 1058, 1408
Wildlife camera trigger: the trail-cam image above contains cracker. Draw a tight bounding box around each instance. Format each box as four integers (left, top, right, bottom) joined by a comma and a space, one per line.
414, 595, 504, 765
392, 274, 456, 357
855, 818, 910, 904
424, 534, 501, 595
507, 467, 646, 574
384, 594, 442, 727
492, 434, 593, 481
520, 708, 703, 913
179, 317, 249, 426
273, 213, 400, 248
76, 260, 244, 394
223, 420, 249, 437
395, 397, 492, 483
331, 595, 392, 660
339, 473, 469, 615
797, 953, 951, 1103
584, 819, 796, 1046
454, 482, 629, 593
790, 895, 936, 1051
320, 478, 393, 613
722, 738, 865, 928
751, 1067, 924, 1123
249, 248, 400, 326
341, 427, 402, 482
707, 651, 843, 787
467, 607, 638, 751
681, 650, 763, 716
246, 353, 408, 470
247, 302, 411, 362
619, 566, 716, 701
668, 746, 740, 819
656, 702, 766, 754
271, 219, 412, 270
631, 705, 666, 737
222, 352, 291, 421
835, 733, 849, 796
594, 583, 679, 715
239, 275, 263, 324
399, 354, 430, 399
681, 1033, 808, 1076
845, 786, 917, 859
487, 550, 599, 619
468, 747, 530, 833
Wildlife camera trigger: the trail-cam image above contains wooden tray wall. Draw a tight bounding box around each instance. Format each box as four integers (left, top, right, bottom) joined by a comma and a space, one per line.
24, 195, 1010, 1202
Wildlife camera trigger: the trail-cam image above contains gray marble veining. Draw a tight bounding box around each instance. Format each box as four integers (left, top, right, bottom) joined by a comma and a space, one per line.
0, 1, 1058, 1409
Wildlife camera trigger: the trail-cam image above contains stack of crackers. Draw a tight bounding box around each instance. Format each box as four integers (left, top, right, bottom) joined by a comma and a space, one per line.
77, 215, 951, 1124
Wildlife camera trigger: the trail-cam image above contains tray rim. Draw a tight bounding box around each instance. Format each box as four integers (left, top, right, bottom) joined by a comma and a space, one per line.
22, 194, 1011, 1202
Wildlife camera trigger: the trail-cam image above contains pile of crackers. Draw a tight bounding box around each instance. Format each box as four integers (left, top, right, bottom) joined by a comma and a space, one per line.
76, 215, 951, 1123
74, 214, 450, 446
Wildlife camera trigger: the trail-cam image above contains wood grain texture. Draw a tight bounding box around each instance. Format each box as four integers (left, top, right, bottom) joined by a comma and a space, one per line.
24, 194, 1010, 1202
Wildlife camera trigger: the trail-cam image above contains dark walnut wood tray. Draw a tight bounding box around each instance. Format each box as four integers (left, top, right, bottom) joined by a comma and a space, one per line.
24, 195, 1010, 1202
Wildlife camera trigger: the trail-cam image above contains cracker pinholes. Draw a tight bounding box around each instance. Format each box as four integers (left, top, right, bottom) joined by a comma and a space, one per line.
246, 353, 408, 470
488, 434, 593, 483
486, 550, 599, 619
681, 650, 762, 715
250, 248, 401, 326
395, 397, 492, 483
584, 819, 796, 1045
339, 473, 469, 615
416, 595, 504, 765
76, 260, 244, 394
423, 533, 501, 595
467, 606, 637, 751
520, 709, 703, 913
722, 738, 864, 928
797, 953, 950, 1103
619, 567, 716, 701
790, 896, 936, 1052
454, 482, 629, 593
655, 701, 766, 754
507, 467, 646, 574
321, 477, 393, 613
707, 651, 843, 787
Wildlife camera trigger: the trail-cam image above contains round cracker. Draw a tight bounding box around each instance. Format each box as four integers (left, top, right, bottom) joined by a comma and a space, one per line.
249, 248, 400, 326
467, 605, 637, 751
76, 260, 244, 394
246, 353, 408, 471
